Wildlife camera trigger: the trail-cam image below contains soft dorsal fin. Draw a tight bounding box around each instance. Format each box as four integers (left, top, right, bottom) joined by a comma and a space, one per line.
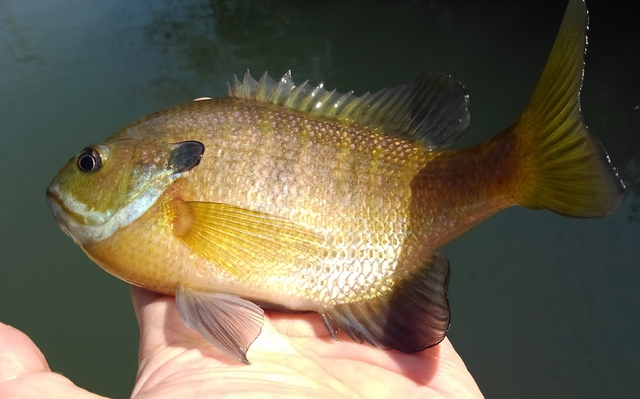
227, 70, 470, 149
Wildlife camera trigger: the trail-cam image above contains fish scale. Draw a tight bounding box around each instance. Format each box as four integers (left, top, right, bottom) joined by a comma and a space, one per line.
84, 99, 424, 307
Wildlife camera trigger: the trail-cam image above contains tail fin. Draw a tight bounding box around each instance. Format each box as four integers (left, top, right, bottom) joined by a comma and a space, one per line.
514, 0, 625, 217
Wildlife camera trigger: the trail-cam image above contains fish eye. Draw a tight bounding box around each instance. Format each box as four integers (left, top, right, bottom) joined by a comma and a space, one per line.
76, 146, 103, 173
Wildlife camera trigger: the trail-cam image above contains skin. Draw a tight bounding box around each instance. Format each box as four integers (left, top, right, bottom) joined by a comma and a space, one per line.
0, 286, 483, 399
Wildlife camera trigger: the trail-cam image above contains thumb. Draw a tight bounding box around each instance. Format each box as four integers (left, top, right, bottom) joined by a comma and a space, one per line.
0, 322, 107, 399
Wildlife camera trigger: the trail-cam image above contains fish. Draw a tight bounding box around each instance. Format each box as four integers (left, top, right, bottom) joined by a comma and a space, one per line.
46, 0, 625, 364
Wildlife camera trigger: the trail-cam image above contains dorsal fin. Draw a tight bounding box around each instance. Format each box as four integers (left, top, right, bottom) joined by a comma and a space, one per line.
227, 70, 470, 149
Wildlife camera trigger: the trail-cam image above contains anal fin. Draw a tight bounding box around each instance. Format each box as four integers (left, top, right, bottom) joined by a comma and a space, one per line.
323, 251, 450, 353
175, 285, 264, 364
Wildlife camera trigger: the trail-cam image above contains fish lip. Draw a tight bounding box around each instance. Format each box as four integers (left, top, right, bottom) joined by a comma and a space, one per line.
46, 185, 66, 226
45, 182, 108, 245
46, 184, 81, 245
45, 182, 109, 245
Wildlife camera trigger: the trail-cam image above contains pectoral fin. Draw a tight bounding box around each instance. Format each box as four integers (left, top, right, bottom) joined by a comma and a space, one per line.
175, 285, 264, 364
168, 200, 325, 277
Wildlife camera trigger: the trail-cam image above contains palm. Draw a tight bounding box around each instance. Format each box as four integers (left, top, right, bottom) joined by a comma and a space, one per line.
0, 286, 482, 398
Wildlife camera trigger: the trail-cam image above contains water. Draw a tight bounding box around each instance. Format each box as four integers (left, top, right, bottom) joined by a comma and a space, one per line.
1, 0, 639, 397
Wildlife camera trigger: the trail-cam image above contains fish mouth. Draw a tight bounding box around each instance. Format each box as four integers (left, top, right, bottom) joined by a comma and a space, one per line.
45, 181, 116, 245
47, 185, 67, 226
45, 182, 116, 245
46, 185, 82, 245
46, 174, 178, 245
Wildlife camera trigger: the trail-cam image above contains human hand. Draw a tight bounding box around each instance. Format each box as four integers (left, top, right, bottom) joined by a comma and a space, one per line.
0, 286, 483, 398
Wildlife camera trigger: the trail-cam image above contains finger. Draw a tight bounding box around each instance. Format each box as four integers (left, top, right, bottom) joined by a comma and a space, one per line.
0, 322, 49, 380
130, 286, 182, 397
0, 322, 107, 399
129, 287, 229, 397
129, 286, 207, 362
428, 338, 484, 398
130, 284, 164, 319
130, 286, 173, 360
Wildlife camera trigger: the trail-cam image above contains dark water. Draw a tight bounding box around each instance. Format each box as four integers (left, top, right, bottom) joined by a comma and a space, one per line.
1, 0, 639, 397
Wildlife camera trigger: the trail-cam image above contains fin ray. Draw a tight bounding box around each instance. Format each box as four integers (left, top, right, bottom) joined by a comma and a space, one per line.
170, 200, 324, 277
175, 286, 264, 364
323, 251, 450, 353
514, 0, 625, 216
228, 70, 470, 149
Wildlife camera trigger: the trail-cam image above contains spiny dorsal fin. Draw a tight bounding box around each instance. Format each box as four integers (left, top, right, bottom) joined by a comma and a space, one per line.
227, 70, 470, 149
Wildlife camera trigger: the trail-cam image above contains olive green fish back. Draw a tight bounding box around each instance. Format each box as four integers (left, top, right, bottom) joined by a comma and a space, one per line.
228, 70, 470, 149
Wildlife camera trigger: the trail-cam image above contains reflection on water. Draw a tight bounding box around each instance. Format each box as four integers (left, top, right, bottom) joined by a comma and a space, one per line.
141, 0, 336, 104
145, 0, 334, 75
0, 0, 45, 64
1, 0, 639, 398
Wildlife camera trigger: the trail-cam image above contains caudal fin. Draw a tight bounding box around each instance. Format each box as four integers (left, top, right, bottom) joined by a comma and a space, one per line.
514, 0, 625, 217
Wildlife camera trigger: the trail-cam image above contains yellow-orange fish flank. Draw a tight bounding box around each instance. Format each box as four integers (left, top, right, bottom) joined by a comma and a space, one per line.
47, 0, 625, 364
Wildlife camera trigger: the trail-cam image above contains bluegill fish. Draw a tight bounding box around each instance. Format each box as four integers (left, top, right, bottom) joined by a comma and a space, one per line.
46, 0, 625, 364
